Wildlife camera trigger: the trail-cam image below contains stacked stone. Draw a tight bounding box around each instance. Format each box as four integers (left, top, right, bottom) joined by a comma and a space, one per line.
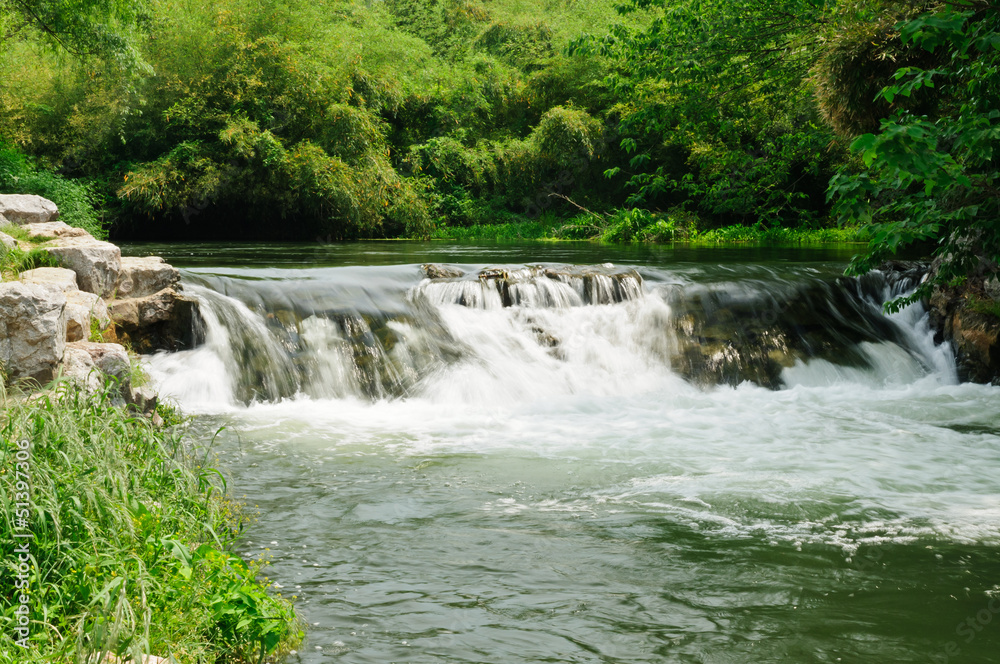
0, 194, 193, 408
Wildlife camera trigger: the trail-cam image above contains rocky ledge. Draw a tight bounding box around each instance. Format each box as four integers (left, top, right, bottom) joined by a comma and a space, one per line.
0, 194, 200, 408
927, 272, 1000, 385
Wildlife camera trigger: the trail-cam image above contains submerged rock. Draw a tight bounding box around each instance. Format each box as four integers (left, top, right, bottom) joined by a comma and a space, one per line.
667, 276, 918, 389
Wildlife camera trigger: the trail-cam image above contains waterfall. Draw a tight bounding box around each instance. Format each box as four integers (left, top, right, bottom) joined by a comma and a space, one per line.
146, 262, 955, 411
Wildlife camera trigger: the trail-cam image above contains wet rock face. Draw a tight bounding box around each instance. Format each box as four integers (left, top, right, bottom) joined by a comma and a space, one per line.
475, 264, 644, 307
420, 263, 644, 309
666, 277, 914, 389
111, 289, 203, 353
421, 263, 464, 280
928, 276, 1000, 385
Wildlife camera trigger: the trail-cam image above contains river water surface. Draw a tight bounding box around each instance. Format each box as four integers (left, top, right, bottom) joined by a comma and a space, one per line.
124, 242, 1000, 663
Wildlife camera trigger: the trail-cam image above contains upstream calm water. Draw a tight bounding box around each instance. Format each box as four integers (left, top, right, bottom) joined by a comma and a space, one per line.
124, 241, 1000, 663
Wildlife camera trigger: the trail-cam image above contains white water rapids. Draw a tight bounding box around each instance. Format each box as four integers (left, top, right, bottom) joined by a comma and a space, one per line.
139, 253, 1000, 663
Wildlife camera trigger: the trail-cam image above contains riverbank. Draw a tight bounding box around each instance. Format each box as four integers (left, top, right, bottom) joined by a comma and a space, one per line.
0, 195, 301, 663
428, 213, 869, 245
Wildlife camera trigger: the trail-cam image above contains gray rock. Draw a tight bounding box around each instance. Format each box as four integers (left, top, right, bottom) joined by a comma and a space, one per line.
421, 263, 464, 280
127, 384, 158, 414
985, 275, 1000, 302
24, 221, 92, 241
65, 341, 131, 391
19, 267, 78, 293
117, 256, 180, 298
110, 288, 203, 353
0, 282, 67, 383
0, 194, 59, 224
65, 290, 111, 342
0, 212, 10, 228
1, 231, 17, 250
43, 237, 122, 298
61, 345, 102, 392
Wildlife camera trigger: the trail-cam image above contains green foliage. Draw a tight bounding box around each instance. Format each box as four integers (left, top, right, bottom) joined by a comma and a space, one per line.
829, 1, 1000, 310
573, 0, 840, 226
0, 244, 61, 278
0, 383, 301, 662
0, 0, 152, 73
0, 143, 105, 238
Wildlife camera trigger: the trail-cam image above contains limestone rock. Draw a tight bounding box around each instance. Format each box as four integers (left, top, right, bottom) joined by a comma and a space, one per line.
61, 345, 101, 392
65, 341, 130, 389
421, 263, 464, 280
43, 237, 121, 298
127, 384, 158, 414
0, 282, 67, 383
1, 231, 17, 250
0, 194, 59, 224
0, 212, 9, 228
18, 267, 78, 293
23, 221, 92, 241
65, 290, 111, 342
110, 288, 202, 353
118, 256, 180, 298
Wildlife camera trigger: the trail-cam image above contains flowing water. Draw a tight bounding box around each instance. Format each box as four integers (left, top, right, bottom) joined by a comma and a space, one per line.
126, 242, 1000, 663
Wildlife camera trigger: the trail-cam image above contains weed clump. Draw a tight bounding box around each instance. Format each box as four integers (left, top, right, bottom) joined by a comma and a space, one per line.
0, 382, 302, 663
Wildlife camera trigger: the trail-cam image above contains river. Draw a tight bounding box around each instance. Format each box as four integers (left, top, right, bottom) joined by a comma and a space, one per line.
124, 241, 1000, 663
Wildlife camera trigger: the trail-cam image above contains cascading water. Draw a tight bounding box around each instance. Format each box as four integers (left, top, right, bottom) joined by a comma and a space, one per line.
137, 244, 1000, 664
149, 261, 949, 408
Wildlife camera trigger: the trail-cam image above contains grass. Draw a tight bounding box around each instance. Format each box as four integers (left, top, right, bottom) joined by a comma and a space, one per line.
0, 244, 61, 280
426, 208, 870, 246
968, 294, 1000, 320
0, 381, 302, 663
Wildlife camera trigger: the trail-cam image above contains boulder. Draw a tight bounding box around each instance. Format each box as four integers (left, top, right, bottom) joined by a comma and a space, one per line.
127, 384, 158, 414
65, 290, 111, 342
0, 282, 67, 383
117, 256, 180, 298
950, 306, 1000, 383
23, 221, 92, 241
109, 288, 203, 353
0, 194, 59, 224
1, 231, 17, 250
0, 212, 10, 228
421, 263, 464, 280
65, 341, 131, 390
43, 237, 121, 298
61, 345, 102, 392
18, 267, 78, 293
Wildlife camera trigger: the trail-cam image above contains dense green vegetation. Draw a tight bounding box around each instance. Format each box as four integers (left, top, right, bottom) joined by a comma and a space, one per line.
0, 0, 997, 259
0, 382, 301, 662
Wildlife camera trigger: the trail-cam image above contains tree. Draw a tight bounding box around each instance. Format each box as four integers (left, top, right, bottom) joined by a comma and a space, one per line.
828, 0, 1000, 308
0, 0, 151, 71
571, 0, 839, 226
